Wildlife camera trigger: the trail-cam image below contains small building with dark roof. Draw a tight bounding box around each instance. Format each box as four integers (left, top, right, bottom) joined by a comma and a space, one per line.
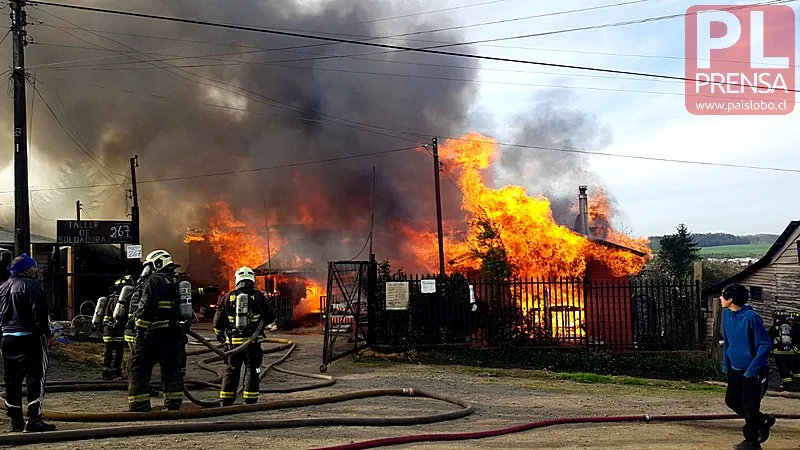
704, 220, 800, 350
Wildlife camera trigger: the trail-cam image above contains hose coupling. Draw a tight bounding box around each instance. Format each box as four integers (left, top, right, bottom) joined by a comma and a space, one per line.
403, 388, 417, 397
644, 415, 652, 423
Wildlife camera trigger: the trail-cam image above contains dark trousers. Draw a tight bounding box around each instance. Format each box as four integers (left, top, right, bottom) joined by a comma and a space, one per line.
127, 331, 186, 412
102, 341, 124, 378
775, 354, 800, 387
219, 342, 263, 406
1, 335, 48, 420
725, 367, 769, 442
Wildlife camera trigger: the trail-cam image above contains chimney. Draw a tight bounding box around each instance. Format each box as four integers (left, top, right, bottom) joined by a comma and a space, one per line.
578, 185, 590, 236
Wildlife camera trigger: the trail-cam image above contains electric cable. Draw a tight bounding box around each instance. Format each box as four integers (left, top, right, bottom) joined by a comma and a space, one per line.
26, 0, 798, 92
26, 0, 650, 70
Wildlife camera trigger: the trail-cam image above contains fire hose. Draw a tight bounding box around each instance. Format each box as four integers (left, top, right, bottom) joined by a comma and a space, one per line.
0, 323, 476, 446
1, 326, 798, 448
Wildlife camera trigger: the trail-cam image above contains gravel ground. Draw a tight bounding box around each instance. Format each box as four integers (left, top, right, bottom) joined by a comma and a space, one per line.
1, 324, 798, 450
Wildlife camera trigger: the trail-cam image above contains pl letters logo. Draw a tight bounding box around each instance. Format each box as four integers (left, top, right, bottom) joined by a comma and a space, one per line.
685, 5, 795, 115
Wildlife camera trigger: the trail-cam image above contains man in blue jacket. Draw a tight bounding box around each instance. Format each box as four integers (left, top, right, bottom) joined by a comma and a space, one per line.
0, 254, 56, 433
720, 283, 774, 450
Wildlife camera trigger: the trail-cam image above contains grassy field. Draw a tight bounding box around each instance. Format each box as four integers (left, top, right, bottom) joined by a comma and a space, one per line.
698, 243, 771, 258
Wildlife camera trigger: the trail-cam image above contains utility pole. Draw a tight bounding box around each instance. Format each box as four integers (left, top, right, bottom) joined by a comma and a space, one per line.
431, 137, 445, 275
130, 155, 140, 245
75, 200, 81, 221
11, 0, 30, 256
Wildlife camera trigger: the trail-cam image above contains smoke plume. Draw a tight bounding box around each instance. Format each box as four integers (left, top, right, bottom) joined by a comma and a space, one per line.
0, 1, 620, 277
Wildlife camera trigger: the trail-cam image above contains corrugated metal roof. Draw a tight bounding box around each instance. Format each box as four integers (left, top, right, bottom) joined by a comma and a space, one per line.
0, 228, 57, 244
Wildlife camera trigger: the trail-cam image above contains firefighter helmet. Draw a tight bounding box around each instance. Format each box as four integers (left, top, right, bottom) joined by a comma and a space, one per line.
143, 249, 174, 271
235, 266, 255, 285
114, 275, 134, 286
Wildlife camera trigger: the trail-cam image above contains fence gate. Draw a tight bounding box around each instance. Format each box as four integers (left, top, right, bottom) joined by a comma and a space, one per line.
320, 258, 376, 372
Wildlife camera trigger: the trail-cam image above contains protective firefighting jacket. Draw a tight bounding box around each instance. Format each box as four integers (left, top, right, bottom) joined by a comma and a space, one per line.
132, 271, 183, 333
769, 315, 800, 355
213, 282, 275, 345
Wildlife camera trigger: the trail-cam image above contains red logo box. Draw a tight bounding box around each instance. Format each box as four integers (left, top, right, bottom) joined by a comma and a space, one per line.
685, 4, 795, 115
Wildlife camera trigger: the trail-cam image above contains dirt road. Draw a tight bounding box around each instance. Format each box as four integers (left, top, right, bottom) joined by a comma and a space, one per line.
2, 328, 799, 450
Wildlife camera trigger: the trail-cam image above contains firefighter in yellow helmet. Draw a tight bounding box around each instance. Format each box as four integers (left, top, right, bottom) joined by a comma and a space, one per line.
127, 249, 189, 412
100, 275, 134, 380
213, 266, 276, 406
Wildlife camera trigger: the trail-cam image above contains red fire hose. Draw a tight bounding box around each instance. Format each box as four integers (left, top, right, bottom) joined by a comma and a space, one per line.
312, 412, 800, 450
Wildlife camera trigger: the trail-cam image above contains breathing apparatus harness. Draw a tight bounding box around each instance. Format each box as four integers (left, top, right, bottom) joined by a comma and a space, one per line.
772, 310, 799, 355
219, 282, 273, 346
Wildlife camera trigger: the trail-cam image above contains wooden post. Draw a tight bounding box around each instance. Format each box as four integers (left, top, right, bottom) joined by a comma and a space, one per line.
66, 246, 74, 320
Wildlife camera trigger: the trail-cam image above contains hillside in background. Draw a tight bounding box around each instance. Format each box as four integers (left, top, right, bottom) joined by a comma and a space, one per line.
648, 232, 779, 259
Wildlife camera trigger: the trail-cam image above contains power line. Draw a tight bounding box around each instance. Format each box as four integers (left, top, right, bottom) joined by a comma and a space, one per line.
26, 0, 798, 92
25, 0, 650, 70
1, 133, 798, 197
345, 0, 511, 26
0, 145, 420, 194
42, 58, 771, 103
29, 80, 129, 184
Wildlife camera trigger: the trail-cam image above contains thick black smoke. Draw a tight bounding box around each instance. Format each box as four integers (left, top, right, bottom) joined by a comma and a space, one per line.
0, 1, 617, 278
493, 90, 614, 227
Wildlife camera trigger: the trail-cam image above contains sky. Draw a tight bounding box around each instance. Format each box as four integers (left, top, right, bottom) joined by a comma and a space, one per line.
450, 0, 799, 236
0, 0, 797, 242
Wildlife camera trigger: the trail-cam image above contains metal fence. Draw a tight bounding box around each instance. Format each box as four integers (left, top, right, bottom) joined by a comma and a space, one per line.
373, 274, 703, 352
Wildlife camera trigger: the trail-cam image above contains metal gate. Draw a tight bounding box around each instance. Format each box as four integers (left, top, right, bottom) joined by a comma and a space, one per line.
320, 258, 376, 372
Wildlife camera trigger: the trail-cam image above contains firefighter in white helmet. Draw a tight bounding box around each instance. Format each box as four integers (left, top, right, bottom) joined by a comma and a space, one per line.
213, 266, 276, 406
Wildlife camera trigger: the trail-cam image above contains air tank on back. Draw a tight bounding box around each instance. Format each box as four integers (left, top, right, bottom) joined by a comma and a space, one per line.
113, 285, 135, 322
235, 293, 249, 330
92, 297, 109, 328
178, 280, 193, 322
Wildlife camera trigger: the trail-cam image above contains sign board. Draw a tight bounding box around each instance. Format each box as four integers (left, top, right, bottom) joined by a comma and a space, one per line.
469, 284, 475, 304
420, 279, 436, 294
385, 281, 409, 310
126, 244, 142, 259
56, 220, 134, 245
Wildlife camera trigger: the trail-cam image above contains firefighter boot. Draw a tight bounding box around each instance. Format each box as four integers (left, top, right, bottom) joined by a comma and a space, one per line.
23, 418, 56, 433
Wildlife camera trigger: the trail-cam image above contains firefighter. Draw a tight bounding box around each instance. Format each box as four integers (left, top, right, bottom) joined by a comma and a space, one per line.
127, 249, 189, 412
768, 310, 800, 391
213, 266, 276, 406
101, 275, 134, 380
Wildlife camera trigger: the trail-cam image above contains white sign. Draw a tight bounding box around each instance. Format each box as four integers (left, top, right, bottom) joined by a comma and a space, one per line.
420, 279, 436, 294
469, 284, 475, 304
385, 282, 409, 310
126, 244, 142, 259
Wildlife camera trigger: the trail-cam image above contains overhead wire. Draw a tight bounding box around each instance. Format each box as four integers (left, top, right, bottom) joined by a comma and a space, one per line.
25, 0, 799, 93
26, 76, 55, 223
31, 8, 424, 148
30, 0, 654, 71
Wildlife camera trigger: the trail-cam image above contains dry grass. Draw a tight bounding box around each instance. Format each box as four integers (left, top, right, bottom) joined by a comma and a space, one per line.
50, 341, 106, 367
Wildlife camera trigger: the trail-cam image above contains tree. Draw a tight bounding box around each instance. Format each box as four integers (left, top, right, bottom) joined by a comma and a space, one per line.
658, 223, 700, 279
470, 217, 514, 279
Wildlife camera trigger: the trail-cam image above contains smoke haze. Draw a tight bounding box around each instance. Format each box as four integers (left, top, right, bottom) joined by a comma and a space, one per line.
0, 0, 618, 276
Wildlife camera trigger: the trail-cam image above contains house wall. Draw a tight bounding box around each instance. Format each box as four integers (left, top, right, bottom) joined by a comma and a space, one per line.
706, 226, 800, 353
584, 259, 634, 350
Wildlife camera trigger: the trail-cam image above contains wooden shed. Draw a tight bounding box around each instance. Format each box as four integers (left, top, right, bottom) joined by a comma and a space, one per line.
705, 220, 800, 351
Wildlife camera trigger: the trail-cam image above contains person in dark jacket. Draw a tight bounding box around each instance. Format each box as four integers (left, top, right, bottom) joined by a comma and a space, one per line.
0, 254, 56, 432
213, 266, 276, 406
126, 250, 219, 412
720, 284, 774, 450
101, 275, 134, 380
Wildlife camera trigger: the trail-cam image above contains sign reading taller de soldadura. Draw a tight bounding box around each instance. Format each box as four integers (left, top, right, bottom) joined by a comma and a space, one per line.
56, 220, 134, 245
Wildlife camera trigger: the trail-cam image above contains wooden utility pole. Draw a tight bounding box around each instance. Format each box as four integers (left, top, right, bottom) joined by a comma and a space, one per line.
431, 137, 445, 275
11, 0, 30, 256
75, 200, 81, 221
130, 155, 140, 245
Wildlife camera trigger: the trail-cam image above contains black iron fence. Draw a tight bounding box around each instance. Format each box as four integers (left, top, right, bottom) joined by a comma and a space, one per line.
373, 274, 703, 352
